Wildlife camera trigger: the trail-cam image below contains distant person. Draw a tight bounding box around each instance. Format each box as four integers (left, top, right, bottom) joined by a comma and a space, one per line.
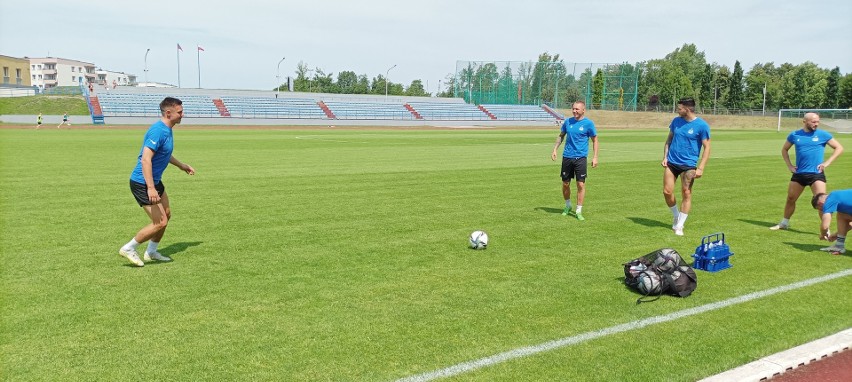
551, 101, 598, 221
118, 97, 195, 267
57, 112, 70, 128
662, 97, 711, 236
770, 113, 844, 230
811, 189, 852, 255
37, 113, 42, 129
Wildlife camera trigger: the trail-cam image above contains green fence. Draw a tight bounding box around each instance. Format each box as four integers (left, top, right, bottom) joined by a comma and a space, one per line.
454, 61, 640, 111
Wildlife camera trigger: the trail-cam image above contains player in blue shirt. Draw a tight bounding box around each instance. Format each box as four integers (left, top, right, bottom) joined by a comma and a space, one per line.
119, 97, 195, 267
770, 113, 843, 231
661, 98, 711, 236
811, 189, 852, 255
551, 101, 599, 221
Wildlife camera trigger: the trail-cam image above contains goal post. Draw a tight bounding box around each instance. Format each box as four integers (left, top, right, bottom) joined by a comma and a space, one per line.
777, 108, 852, 133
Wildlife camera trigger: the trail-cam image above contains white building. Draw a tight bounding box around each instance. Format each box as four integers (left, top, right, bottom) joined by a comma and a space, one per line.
28, 57, 95, 90
95, 68, 137, 89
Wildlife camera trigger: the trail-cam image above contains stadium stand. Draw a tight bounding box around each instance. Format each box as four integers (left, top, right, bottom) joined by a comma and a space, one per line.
323, 100, 416, 120
87, 88, 559, 124
220, 97, 326, 119
407, 101, 490, 120
479, 104, 555, 120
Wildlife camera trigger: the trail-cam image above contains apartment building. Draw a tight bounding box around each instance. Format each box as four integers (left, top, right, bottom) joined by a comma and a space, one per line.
0, 55, 32, 87
28, 57, 96, 90
95, 68, 137, 89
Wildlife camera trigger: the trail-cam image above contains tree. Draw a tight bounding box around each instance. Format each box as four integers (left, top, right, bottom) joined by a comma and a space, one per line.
839, 73, 852, 108
336, 71, 358, 94
591, 68, 604, 108
665, 43, 708, 93
405, 80, 428, 96
726, 60, 744, 110
825, 67, 841, 108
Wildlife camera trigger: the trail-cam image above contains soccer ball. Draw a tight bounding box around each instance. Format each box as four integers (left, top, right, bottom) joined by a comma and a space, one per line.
469, 230, 488, 249
653, 248, 680, 273
637, 271, 662, 295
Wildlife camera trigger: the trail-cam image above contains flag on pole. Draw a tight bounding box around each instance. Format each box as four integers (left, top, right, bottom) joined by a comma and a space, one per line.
198, 45, 205, 52
177, 43, 183, 52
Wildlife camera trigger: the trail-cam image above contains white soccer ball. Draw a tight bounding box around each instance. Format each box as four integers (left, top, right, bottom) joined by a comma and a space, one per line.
654, 248, 680, 273
637, 271, 662, 295
469, 230, 489, 249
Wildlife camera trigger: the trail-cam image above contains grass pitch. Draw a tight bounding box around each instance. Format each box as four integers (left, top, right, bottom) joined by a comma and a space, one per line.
1, 126, 850, 381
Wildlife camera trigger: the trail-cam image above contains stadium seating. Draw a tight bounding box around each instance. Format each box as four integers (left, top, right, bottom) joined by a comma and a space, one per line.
98, 93, 219, 117
92, 90, 559, 122
406, 101, 490, 120
323, 100, 416, 120
479, 104, 554, 120
220, 97, 327, 119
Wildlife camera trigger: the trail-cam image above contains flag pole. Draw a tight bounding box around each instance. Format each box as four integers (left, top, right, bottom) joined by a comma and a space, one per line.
177, 44, 181, 88
197, 45, 201, 88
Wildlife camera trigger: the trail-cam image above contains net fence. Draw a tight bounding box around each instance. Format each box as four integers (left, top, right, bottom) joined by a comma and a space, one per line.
453, 61, 640, 111
777, 109, 852, 134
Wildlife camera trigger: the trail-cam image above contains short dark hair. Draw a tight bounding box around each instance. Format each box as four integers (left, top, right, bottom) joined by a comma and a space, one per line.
811, 193, 827, 209
677, 97, 696, 108
159, 97, 183, 114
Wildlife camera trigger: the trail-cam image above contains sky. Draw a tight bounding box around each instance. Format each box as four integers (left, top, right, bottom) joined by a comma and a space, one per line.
2, 0, 850, 93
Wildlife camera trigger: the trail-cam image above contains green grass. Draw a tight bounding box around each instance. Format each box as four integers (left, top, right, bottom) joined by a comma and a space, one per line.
1, 127, 850, 381
0, 94, 89, 116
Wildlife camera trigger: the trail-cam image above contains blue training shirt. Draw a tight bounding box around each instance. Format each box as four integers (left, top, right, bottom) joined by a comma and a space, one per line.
823, 189, 852, 215
666, 117, 710, 167
786, 129, 834, 174
130, 120, 174, 184
560, 117, 597, 158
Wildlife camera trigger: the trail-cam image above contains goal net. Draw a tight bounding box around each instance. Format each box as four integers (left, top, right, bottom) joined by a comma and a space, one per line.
777, 109, 852, 134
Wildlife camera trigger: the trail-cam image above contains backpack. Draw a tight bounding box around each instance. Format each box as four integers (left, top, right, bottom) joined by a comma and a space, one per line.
623, 248, 697, 304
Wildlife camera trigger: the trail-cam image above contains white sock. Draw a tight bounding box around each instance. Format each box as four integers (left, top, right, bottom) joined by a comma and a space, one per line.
670, 205, 679, 218
565, 200, 572, 209
676, 213, 689, 228
837, 236, 846, 249
123, 238, 140, 250
576, 205, 583, 214
146, 241, 159, 254
780, 218, 790, 226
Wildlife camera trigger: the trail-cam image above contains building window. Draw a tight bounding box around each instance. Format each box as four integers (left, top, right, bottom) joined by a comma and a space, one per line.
72, 76, 76, 81
2, 67, 7, 77
38, 74, 42, 79
16, 69, 21, 78
38, 65, 42, 70
33, 75, 36, 80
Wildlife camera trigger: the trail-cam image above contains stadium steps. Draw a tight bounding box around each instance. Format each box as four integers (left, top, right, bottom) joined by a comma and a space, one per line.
89, 96, 105, 124
541, 104, 564, 120
318, 101, 337, 119
213, 99, 231, 117
478, 105, 497, 120
404, 103, 423, 119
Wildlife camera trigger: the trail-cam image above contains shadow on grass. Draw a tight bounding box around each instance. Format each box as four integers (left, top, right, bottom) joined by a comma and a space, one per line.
738, 219, 812, 234
783, 241, 827, 253
626, 216, 669, 228
534, 206, 564, 214
159, 241, 203, 257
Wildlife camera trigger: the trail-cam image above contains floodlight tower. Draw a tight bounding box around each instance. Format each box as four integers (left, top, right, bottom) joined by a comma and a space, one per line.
385, 64, 397, 99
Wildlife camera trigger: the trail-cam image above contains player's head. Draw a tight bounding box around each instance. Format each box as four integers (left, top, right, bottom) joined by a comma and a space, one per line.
676, 98, 696, 117
160, 97, 184, 125
803, 112, 820, 131
811, 193, 827, 210
572, 101, 586, 119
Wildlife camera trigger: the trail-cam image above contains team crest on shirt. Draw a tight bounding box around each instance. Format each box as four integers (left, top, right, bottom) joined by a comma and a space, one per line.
579, 127, 584, 131
812, 137, 819, 142
688, 128, 694, 134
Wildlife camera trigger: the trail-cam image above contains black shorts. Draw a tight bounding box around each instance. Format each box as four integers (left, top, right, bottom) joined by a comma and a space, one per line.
130, 180, 165, 206
560, 157, 588, 182
667, 163, 695, 179
791, 172, 826, 186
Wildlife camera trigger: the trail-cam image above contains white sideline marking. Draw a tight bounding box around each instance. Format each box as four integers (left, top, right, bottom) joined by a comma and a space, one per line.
294, 136, 369, 143
396, 269, 852, 382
